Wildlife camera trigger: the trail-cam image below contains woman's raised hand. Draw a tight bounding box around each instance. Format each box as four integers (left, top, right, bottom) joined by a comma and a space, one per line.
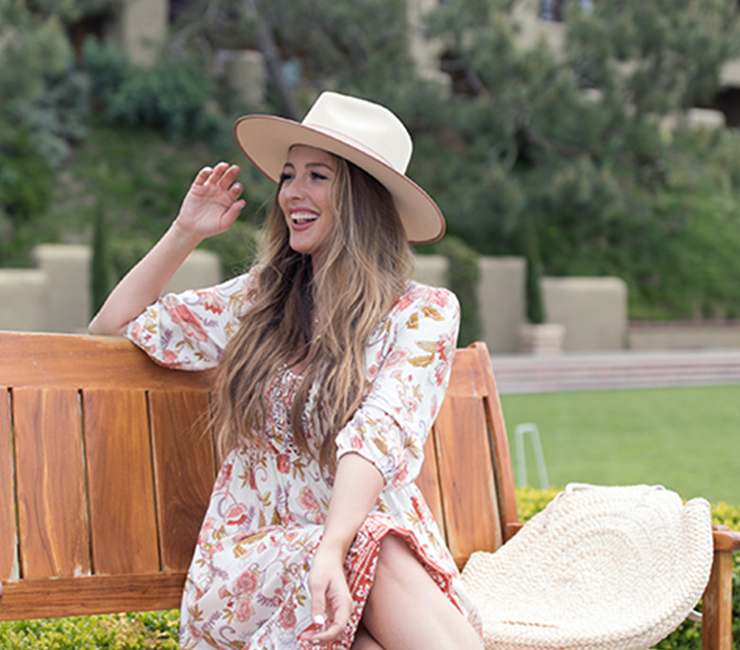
175, 162, 246, 241
88, 162, 246, 336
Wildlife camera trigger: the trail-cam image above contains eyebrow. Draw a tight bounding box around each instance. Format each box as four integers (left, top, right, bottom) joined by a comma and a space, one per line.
282, 161, 335, 172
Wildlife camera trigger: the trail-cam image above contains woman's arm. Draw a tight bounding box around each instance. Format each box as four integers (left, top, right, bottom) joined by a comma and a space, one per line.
89, 163, 245, 336
299, 453, 384, 645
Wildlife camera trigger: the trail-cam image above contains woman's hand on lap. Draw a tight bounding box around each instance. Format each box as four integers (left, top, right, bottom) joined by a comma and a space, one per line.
299, 544, 352, 645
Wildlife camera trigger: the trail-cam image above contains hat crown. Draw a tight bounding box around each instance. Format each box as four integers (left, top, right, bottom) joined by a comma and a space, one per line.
301, 92, 413, 174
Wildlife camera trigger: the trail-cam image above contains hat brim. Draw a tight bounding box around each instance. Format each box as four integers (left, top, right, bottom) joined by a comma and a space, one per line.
233, 115, 445, 245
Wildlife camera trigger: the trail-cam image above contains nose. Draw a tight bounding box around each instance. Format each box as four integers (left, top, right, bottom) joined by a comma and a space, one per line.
281, 176, 306, 201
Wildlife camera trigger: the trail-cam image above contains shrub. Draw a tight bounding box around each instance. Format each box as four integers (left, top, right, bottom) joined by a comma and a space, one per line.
83, 39, 221, 145
0, 610, 180, 648
424, 235, 482, 347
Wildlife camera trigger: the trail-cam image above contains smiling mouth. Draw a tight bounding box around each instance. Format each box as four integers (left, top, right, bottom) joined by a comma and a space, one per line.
291, 212, 319, 226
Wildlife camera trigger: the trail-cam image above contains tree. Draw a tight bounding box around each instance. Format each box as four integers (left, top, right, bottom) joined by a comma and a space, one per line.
417, 0, 740, 321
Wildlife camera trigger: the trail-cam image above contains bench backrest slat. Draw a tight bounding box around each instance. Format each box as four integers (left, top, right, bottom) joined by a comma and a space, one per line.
149, 390, 217, 572
432, 394, 503, 567
14, 387, 90, 579
84, 389, 161, 575
0, 392, 14, 580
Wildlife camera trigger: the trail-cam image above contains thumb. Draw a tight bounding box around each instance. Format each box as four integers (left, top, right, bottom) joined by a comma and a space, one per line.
310, 588, 327, 628
308, 572, 327, 627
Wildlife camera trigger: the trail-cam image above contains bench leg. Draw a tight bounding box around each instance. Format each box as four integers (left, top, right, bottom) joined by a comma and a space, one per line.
703, 550, 734, 650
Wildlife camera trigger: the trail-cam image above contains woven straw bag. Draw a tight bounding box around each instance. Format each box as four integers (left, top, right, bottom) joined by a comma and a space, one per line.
461, 483, 713, 650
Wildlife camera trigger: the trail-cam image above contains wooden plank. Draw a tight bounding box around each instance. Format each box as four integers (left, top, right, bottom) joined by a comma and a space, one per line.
0, 332, 212, 391
83, 389, 160, 575
149, 390, 216, 572
473, 342, 519, 542
0, 388, 16, 580
433, 394, 502, 569
703, 549, 734, 650
444, 348, 488, 399
416, 433, 446, 542
13, 388, 90, 579
0, 572, 186, 620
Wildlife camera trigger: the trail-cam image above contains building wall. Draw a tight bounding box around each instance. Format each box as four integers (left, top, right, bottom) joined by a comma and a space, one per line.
0, 245, 221, 334
110, 0, 167, 66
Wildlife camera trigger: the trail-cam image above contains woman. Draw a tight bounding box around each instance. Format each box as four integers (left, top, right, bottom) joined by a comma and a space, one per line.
90, 92, 482, 650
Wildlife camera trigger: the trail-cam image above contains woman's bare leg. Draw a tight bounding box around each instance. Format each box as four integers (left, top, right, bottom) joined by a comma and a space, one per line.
361, 535, 482, 650
351, 624, 384, 649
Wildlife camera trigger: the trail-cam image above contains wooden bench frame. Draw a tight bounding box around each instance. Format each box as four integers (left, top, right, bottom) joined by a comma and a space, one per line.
0, 331, 738, 649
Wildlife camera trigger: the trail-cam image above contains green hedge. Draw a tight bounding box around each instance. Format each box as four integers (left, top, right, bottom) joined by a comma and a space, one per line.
2, 489, 738, 648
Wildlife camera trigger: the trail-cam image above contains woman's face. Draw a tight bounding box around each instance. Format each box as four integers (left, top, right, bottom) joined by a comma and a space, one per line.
278, 145, 337, 260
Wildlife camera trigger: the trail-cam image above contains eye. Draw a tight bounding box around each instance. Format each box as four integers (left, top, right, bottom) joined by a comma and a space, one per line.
279, 171, 294, 183
310, 171, 329, 181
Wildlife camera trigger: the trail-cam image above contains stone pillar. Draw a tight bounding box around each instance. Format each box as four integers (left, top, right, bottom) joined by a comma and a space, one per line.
478, 257, 527, 354
406, 0, 448, 85
413, 254, 448, 290
542, 276, 628, 351
111, 0, 168, 66
0, 270, 48, 332
221, 49, 267, 109
33, 244, 92, 334
164, 249, 222, 294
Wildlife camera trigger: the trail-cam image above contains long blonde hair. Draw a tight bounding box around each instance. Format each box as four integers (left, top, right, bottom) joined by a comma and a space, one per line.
213, 155, 414, 469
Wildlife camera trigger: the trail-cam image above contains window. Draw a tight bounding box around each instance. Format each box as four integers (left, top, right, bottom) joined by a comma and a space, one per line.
541, 0, 593, 22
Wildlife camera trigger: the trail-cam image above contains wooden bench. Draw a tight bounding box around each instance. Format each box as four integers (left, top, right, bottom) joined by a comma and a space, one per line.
0, 331, 738, 649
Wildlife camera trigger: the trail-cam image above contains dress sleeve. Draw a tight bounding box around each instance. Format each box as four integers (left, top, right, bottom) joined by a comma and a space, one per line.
124, 267, 260, 371
335, 284, 461, 489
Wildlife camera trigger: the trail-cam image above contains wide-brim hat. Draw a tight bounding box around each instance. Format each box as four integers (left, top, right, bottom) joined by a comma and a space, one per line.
233, 91, 445, 244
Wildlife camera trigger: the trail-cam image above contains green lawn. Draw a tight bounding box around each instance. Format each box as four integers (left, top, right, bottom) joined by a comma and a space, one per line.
500, 385, 740, 505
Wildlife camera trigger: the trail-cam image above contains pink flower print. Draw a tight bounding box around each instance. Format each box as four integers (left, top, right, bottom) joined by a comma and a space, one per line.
196, 290, 226, 314
218, 585, 230, 600
395, 461, 409, 485
350, 435, 363, 451
225, 503, 249, 527
393, 292, 414, 313
161, 349, 180, 366
234, 568, 260, 598
187, 619, 204, 641
279, 603, 297, 631
234, 597, 255, 622
385, 348, 408, 369
276, 454, 290, 474
214, 462, 233, 491
169, 303, 209, 342
411, 495, 430, 525
297, 486, 321, 519
428, 287, 450, 308
430, 394, 439, 420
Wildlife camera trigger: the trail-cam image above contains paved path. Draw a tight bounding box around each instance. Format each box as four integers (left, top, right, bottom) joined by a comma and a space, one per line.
490, 349, 740, 394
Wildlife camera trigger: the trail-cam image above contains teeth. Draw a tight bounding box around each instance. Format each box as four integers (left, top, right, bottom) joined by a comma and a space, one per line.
291, 212, 319, 223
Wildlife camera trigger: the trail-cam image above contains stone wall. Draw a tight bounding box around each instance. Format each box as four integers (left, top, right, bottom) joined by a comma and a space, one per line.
542, 276, 629, 352
0, 245, 633, 354
0, 245, 221, 334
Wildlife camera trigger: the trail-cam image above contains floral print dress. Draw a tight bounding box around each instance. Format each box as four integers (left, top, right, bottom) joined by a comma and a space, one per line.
126, 268, 481, 650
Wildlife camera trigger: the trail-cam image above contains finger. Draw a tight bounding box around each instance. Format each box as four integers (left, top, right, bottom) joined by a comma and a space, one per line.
193, 166, 214, 186
220, 200, 245, 230
219, 164, 242, 189
228, 182, 244, 200
207, 162, 230, 185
